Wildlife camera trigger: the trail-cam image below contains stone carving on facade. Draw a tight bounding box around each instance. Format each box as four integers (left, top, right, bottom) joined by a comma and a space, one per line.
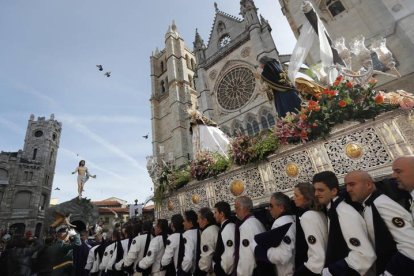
209, 69, 217, 80
270, 151, 316, 192
240, 47, 251, 58
324, 127, 392, 176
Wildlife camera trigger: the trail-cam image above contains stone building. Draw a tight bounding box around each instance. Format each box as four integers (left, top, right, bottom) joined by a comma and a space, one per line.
0, 114, 61, 237
278, 0, 414, 91
149, 0, 286, 169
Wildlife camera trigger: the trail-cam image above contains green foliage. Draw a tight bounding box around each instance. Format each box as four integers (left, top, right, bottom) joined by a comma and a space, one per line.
253, 130, 280, 160
210, 152, 231, 177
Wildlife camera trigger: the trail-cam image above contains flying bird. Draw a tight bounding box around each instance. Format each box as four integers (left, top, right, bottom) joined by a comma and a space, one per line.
96, 65, 103, 71
142, 133, 149, 139
54, 187, 60, 190
104, 71, 111, 77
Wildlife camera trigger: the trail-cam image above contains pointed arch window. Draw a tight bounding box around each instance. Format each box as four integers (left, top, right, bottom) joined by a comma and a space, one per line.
32, 148, 37, 160
260, 110, 275, 130
160, 80, 165, 93
326, 0, 346, 17
165, 77, 169, 92
233, 122, 245, 136
246, 117, 260, 136
191, 59, 195, 71
160, 61, 164, 72
185, 54, 190, 69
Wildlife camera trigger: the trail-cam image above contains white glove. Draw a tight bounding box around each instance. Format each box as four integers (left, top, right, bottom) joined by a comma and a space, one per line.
67, 229, 77, 237
380, 271, 393, 276
322, 268, 333, 276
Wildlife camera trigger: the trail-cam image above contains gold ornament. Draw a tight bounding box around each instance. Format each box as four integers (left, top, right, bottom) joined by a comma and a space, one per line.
192, 194, 200, 204
230, 180, 245, 196
286, 163, 299, 177
345, 143, 363, 159
167, 200, 174, 211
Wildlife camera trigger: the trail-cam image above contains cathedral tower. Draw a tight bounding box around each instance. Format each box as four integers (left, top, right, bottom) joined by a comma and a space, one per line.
150, 21, 197, 167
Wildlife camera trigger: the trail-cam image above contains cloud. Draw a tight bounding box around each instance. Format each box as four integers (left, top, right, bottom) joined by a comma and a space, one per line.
59, 114, 147, 125
59, 147, 128, 181
0, 117, 24, 134
66, 120, 147, 172
0, 73, 60, 108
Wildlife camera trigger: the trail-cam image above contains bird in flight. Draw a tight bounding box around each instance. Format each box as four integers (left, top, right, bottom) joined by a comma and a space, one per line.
104, 71, 111, 77
54, 187, 60, 190
142, 133, 149, 139
96, 65, 103, 71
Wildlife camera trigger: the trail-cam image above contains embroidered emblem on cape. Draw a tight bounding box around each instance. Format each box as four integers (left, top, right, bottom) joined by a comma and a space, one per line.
392, 217, 405, 228
307, 235, 316, 244
147, 251, 152, 257
226, 240, 233, 247
283, 236, 291, 244
132, 240, 136, 245
166, 240, 171, 245
349, 238, 361, 247
242, 239, 249, 247
110, 250, 113, 254
183, 238, 187, 244
203, 245, 208, 252
104, 252, 108, 256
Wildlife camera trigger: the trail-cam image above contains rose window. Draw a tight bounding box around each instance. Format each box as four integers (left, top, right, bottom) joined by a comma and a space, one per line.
217, 67, 255, 111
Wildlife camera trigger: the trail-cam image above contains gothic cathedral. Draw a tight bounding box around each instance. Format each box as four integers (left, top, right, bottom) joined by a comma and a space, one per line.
150, 0, 288, 167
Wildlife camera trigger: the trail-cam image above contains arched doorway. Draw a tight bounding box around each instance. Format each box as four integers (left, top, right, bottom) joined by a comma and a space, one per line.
71, 220, 86, 232
10, 223, 26, 237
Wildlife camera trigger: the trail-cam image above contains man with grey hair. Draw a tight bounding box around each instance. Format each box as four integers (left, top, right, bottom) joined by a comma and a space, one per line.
392, 156, 414, 219
233, 196, 266, 276
253, 192, 296, 276
345, 170, 414, 275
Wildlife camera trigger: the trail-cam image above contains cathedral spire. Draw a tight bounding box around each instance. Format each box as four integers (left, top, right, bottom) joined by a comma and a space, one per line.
165, 20, 180, 39
193, 28, 206, 63
240, 0, 259, 27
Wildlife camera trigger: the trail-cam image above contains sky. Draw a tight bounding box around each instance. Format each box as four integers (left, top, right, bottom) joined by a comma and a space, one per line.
0, 0, 296, 205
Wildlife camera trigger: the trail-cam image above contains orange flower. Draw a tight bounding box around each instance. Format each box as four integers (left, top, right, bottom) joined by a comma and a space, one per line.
375, 94, 384, 104
333, 80, 340, 86
300, 113, 307, 120
336, 75, 343, 82
333, 75, 343, 86
346, 81, 353, 89
368, 78, 378, 85
338, 100, 347, 107
313, 105, 321, 112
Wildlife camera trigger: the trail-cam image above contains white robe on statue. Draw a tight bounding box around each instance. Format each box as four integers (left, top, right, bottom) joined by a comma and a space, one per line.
192, 124, 230, 157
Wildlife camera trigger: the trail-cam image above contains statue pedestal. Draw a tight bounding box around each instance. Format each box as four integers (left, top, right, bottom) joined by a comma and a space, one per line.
45, 197, 99, 232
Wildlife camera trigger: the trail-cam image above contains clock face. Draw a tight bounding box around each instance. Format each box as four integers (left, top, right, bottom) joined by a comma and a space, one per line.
219, 35, 231, 48
217, 67, 256, 111
34, 130, 43, 137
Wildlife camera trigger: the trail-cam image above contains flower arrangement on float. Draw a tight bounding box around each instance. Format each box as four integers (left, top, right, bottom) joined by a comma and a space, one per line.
275, 75, 413, 143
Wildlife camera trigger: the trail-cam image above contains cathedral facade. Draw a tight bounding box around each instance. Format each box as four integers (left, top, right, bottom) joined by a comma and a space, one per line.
278, 0, 414, 91
0, 114, 61, 237
150, 0, 285, 168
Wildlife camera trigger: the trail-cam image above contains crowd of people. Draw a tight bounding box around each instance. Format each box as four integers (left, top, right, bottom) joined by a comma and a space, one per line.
1, 156, 413, 276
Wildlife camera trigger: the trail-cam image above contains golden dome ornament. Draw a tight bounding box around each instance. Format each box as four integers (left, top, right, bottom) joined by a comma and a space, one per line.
192, 194, 200, 204
345, 143, 363, 159
230, 179, 245, 196
285, 163, 299, 177
167, 200, 174, 211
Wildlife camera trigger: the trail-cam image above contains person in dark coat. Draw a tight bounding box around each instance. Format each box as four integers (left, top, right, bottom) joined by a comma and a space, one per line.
73, 230, 91, 276
259, 56, 302, 118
